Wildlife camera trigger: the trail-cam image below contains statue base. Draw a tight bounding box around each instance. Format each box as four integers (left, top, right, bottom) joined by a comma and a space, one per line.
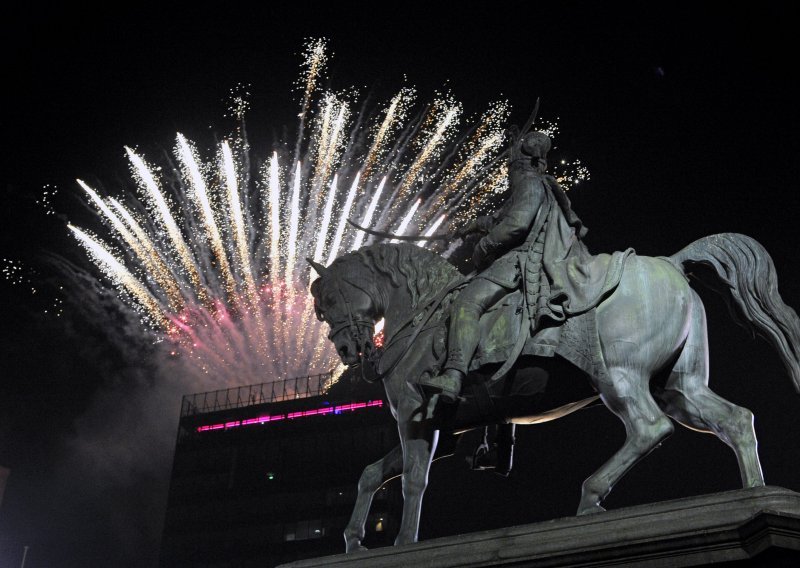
278, 486, 800, 567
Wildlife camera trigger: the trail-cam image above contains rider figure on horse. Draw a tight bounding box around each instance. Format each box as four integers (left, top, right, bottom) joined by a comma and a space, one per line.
421, 129, 588, 403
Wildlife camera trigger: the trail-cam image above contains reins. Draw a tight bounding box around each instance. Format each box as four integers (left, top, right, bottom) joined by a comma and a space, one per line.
373, 272, 469, 379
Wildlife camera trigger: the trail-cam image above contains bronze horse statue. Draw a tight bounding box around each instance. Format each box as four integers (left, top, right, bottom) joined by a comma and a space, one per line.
308, 233, 800, 551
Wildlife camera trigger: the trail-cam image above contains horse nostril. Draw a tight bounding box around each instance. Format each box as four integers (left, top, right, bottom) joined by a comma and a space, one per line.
338, 345, 349, 358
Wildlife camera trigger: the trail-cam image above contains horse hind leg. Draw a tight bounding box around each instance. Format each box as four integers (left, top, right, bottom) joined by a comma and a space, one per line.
655, 297, 764, 488
657, 383, 763, 488
578, 355, 675, 515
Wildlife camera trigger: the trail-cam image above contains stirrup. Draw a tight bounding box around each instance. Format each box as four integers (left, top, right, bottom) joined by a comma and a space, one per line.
470, 443, 511, 477
471, 442, 496, 471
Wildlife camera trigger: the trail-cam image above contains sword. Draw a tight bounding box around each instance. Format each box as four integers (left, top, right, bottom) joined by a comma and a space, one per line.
519, 97, 541, 139
505, 98, 542, 155
347, 219, 452, 241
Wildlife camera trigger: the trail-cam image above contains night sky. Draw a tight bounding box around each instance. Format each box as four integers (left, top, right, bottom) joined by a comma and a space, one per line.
2, 4, 800, 567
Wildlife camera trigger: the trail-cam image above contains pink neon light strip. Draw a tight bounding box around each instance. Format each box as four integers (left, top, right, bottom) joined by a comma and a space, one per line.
196, 400, 384, 432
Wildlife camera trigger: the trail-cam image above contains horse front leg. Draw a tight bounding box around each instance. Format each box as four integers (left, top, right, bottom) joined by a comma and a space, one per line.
344, 444, 404, 552
395, 399, 440, 546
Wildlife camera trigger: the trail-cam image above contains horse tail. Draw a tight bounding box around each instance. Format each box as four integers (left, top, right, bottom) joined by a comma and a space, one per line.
668, 233, 800, 391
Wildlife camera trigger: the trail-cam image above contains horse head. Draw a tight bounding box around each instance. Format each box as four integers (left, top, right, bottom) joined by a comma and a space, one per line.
307, 257, 379, 368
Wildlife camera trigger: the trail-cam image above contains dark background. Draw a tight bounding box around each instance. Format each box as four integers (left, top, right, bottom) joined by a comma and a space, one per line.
2, 3, 799, 567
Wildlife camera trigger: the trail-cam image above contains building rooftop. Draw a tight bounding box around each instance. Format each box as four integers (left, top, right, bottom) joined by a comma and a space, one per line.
180, 371, 336, 417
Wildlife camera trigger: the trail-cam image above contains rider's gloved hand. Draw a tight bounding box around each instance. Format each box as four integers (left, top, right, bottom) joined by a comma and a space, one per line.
456, 220, 479, 238
457, 216, 494, 238
472, 238, 497, 271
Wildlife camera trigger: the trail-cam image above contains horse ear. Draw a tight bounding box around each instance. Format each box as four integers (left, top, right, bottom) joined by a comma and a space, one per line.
306, 257, 328, 277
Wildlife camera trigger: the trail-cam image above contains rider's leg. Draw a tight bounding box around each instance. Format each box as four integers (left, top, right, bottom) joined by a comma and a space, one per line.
422, 278, 509, 402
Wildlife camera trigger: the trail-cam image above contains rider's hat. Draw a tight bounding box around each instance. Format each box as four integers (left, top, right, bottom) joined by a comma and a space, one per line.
520, 131, 552, 158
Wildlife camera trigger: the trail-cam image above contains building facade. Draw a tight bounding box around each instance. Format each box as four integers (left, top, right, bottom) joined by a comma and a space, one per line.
160, 372, 401, 567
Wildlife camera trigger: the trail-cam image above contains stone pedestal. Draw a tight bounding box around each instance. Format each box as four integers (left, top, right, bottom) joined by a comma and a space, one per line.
278, 486, 800, 567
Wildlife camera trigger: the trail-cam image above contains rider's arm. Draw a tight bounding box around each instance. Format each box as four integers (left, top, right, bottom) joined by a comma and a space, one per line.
479, 175, 545, 252
476, 215, 496, 232
458, 215, 496, 237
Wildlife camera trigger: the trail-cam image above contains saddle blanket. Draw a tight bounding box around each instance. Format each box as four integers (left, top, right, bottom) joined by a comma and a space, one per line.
469, 251, 636, 384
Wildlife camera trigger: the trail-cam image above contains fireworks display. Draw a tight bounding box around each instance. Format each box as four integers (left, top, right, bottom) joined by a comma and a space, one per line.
66, 39, 585, 387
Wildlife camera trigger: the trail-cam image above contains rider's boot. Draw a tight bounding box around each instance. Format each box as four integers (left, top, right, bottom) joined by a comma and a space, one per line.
419, 368, 464, 403
418, 293, 480, 404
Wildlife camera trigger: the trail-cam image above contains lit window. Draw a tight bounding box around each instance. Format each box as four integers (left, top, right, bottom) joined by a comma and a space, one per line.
284, 519, 325, 541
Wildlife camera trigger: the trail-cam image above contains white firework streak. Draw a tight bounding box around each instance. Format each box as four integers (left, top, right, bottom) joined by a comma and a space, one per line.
176, 134, 237, 298
313, 98, 335, 177
79, 180, 183, 309
312, 175, 339, 268
417, 214, 447, 247
422, 101, 510, 224
308, 95, 348, 214
68, 224, 166, 327
221, 142, 257, 296
79, 180, 137, 246
327, 172, 360, 266
266, 152, 282, 281
107, 197, 185, 309
125, 146, 207, 304
67, 39, 546, 387
293, 38, 329, 167
390, 199, 421, 243
351, 176, 386, 251
221, 141, 270, 359
284, 161, 303, 289
304, 173, 340, 364
378, 99, 462, 227
360, 89, 415, 182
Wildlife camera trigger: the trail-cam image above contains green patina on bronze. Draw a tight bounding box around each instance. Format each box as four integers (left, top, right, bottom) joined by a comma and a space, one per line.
307, 127, 800, 552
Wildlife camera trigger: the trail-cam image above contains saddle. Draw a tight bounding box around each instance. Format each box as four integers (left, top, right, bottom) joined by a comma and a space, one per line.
470, 288, 601, 382
472, 250, 634, 389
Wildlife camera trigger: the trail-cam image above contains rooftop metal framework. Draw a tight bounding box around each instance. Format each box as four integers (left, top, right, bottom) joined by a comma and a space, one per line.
180, 371, 335, 417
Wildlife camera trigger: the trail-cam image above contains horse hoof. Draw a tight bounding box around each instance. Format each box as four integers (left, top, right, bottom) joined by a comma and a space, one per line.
345, 537, 368, 553
576, 503, 606, 515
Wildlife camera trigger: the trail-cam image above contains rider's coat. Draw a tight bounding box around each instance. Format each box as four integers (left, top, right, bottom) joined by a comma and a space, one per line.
473, 157, 625, 332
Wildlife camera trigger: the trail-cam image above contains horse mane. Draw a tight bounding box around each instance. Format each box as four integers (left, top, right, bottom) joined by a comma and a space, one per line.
332, 244, 460, 309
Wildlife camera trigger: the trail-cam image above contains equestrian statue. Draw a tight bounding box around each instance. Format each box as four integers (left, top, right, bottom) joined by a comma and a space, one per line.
307, 127, 800, 552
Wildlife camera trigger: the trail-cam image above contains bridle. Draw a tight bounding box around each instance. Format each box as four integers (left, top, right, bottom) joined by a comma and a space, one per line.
322, 278, 373, 339
318, 276, 381, 381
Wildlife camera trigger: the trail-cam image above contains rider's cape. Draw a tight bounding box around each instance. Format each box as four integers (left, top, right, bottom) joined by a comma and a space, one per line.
540, 179, 633, 322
